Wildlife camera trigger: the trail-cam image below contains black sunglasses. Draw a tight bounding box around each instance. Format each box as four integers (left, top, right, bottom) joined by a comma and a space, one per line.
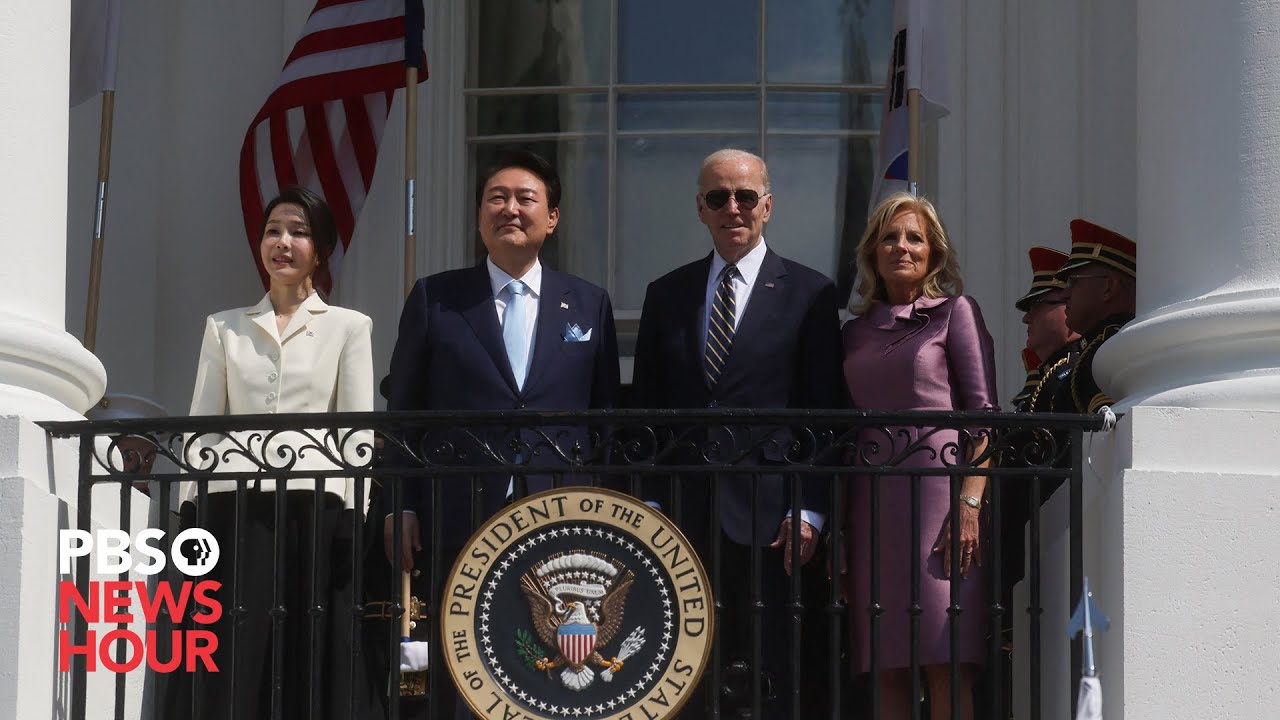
702, 188, 764, 211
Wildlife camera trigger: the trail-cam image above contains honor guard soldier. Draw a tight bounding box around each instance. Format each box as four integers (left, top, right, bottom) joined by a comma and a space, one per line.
1016, 246, 1080, 413
1001, 246, 1083, 673
1056, 220, 1138, 414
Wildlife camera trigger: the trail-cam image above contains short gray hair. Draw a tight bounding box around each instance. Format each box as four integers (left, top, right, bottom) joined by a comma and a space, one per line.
698, 148, 770, 193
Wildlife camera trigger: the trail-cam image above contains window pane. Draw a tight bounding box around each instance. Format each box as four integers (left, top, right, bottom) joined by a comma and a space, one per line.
470, 0, 610, 88
618, 0, 758, 84
766, 0, 895, 85
469, 139, 609, 287
618, 93, 759, 132
766, 92, 881, 131
615, 136, 762, 310
763, 136, 876, 297
470, 93, 608, 137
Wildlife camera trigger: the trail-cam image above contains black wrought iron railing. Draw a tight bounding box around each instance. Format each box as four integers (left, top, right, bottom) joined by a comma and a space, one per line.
42, 409, 1107, 720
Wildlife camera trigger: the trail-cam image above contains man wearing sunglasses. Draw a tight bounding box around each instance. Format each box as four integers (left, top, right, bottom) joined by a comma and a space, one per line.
630, 148, 844, 718
1056, 219, 1138, 414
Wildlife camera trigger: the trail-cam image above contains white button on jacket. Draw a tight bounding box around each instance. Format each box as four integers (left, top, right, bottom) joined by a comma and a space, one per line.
185, 292, 374, 510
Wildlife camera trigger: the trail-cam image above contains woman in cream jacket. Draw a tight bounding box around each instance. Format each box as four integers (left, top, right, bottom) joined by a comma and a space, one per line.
172, 186, 372, 719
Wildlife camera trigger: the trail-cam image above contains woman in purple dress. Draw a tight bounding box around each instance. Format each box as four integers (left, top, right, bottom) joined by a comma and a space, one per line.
843, 193, 998, 720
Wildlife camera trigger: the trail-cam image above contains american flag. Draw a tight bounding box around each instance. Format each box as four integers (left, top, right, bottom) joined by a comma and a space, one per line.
239, 0, 427, 293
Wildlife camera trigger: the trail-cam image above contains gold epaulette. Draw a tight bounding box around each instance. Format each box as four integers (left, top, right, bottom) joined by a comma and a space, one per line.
1023, 370, 1041, 391
1013, 369, 1040, 410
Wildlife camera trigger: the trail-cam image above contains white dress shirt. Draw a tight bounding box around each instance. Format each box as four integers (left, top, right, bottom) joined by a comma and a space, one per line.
487, 256, 542, 500
487, 255, 542, 377
699, 239, 824, 532
396, 260, 544, 517
702, 238, 768, 350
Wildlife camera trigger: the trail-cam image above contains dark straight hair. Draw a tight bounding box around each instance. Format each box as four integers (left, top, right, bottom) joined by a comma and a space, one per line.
475, 149, 562, 211
261, 185, 338, 289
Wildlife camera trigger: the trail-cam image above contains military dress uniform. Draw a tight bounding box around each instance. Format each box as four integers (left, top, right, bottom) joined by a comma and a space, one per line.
1030, 344, 1075, 414
1012, 246, 1078, 420
1000, 247, 1076, 681
1055, 219, 1138, 413
1011, 347, 1041, 412
1063, 313, 1132, 413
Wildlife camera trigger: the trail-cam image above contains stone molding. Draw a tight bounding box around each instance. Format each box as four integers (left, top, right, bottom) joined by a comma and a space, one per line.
0, 309, 106, 420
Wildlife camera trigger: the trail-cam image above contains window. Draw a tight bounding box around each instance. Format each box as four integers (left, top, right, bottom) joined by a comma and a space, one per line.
466, 0, 893, 334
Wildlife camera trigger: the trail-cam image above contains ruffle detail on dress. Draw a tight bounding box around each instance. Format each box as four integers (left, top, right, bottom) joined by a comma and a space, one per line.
867, 295, 952, 353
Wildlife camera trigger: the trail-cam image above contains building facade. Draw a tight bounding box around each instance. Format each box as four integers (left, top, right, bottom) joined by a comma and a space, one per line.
2, 0, 1279, 718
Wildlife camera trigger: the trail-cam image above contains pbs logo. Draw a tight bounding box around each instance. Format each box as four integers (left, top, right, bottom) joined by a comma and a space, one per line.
58, 527, 221, 577
171, 528, 219, 576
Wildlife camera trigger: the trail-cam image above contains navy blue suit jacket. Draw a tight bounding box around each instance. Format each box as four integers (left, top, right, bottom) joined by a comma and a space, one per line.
386, 264, 620, 546
630, 248, 846, 545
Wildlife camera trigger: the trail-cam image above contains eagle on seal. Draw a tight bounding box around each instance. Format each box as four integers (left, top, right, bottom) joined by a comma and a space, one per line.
519, 552, 637, 691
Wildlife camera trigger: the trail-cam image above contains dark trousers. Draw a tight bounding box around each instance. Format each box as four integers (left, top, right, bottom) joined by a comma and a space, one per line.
163, 491, 355, 720
680, 535, 838, 720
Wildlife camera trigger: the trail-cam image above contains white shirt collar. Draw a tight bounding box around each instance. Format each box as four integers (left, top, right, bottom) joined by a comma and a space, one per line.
709, 238, 768, 285
486, 256, 543, 298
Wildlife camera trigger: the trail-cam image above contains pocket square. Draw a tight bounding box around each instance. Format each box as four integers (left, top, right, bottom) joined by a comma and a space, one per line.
563, 323, 593, 342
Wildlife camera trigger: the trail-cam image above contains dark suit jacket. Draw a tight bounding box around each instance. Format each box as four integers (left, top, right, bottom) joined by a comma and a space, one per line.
630, 248, 846, 545
385, 263, 620, 546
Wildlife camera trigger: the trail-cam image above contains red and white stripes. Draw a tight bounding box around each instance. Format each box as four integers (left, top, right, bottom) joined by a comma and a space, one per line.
239, 0, 425, 292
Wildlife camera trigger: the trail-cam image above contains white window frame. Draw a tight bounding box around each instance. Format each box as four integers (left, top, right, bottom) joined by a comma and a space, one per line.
424, 0, 892, 325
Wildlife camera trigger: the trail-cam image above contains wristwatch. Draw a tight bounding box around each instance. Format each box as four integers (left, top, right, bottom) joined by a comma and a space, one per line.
959, 495, 982, 509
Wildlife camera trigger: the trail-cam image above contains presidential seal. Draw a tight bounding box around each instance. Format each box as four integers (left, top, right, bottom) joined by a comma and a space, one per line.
442, 488, 713, 720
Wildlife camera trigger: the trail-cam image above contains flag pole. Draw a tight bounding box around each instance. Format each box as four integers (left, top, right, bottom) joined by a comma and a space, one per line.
83, 89, 116, 352
403, 66, 418, 298
906, 87, 921, 197
402, 1, 425, 297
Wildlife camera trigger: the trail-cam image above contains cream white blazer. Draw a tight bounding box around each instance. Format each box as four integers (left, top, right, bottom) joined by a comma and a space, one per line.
185, 292, 374, 508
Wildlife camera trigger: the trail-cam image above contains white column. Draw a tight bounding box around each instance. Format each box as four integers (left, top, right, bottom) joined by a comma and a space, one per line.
1094, 0, 1280, 410
1085, 4, 1280, 720
2, 1, 112, 718
0, 0, 106, 421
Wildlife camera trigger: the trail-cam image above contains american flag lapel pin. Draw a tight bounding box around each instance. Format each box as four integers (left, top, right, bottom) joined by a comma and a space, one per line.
764, 282, 775, 288
560, 301, 569, 309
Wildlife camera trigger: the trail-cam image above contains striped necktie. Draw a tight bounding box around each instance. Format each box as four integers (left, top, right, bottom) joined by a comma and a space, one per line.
705, 264, 738, 387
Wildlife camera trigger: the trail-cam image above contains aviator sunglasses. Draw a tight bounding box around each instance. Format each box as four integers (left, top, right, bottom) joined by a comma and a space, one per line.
702, 188, 765, 211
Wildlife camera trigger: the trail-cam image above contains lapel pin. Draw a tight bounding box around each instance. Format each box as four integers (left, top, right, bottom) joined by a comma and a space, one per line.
560, 302, 569, 309
764, 282, 775, 289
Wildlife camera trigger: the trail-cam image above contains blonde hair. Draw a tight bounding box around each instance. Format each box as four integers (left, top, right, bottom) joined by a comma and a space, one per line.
852, 192, 963, 313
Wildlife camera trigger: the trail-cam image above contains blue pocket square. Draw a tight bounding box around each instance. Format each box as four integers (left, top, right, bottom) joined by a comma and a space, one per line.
563, 323, 593, 342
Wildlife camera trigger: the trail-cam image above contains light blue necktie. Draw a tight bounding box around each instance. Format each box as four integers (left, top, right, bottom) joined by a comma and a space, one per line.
502, 280, 532, 390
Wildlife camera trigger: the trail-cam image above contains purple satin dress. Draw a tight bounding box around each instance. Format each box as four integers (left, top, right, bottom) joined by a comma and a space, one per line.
842, 294, 998, 672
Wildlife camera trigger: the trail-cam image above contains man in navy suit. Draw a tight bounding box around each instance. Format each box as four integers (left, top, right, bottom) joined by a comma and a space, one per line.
630, 149, 844, 718
383, 149, 620, 569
